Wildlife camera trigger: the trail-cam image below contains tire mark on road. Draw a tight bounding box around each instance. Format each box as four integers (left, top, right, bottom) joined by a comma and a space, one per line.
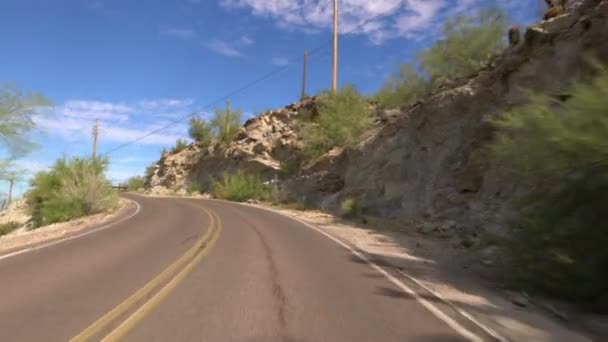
230, 210, 289, 338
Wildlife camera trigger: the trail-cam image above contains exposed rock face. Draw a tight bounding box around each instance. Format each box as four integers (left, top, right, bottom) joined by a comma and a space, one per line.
288, 0, 608, 235
0, 200, 30, 227
148, 98, 316, 190
150, 0, 608, 235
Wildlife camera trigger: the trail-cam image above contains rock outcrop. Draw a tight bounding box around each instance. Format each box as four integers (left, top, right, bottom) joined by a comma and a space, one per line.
149, 0, 608, 236
148, 98, 316, 191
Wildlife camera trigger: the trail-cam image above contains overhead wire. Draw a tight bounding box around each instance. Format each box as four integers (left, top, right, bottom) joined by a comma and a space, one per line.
101, 6, 398, 156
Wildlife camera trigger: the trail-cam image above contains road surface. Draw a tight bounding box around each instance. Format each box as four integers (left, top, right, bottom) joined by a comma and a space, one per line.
0, 194, 496, 341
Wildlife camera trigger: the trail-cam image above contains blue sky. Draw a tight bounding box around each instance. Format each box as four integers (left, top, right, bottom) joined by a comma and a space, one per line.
0, 0, 541, 198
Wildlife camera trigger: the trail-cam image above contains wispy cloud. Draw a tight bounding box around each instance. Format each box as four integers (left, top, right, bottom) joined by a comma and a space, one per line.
220, 0, 496, 43
35, 98, 194, 146
204, 40, 244, 57
160, 27, 197, 40
203, 34, 255, 58
271, 57, 289, 66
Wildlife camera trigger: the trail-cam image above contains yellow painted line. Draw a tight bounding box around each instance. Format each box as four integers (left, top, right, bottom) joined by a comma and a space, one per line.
70, 205, 215, 342
100, 209, 223, 341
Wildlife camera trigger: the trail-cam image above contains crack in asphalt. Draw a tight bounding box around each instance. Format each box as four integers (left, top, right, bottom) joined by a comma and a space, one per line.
230, 210, 289, 340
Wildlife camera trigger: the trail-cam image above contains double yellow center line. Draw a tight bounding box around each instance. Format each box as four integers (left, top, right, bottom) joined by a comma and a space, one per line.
70, 204, 223, 342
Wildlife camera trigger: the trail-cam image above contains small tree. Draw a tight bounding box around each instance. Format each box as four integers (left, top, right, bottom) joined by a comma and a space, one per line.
188, 117, 213, 144
0, 84, 50, 159
211, 107, 242, 143
418, 7, 507, 81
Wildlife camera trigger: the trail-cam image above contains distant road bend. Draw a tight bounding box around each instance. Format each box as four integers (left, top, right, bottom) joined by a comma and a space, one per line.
0, 194, 499, 341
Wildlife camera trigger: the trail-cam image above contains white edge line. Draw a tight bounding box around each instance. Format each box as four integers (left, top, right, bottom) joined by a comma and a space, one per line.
0, 199, 142, 261
208, 199, 487, 342
396, 269, 509, 342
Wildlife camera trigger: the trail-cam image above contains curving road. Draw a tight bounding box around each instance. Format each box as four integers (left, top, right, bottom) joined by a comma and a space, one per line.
0, 194, 496, 342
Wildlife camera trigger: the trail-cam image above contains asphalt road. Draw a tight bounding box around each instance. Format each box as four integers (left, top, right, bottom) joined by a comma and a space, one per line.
0, 194, 495, 342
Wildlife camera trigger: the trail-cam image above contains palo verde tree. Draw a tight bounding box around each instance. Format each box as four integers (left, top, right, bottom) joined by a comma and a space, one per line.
418, 7, 508, 82
0, 83, 51, 166
188, 117, 213, 145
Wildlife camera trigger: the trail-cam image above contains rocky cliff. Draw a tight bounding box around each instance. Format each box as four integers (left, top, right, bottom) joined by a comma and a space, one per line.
149, 0, 608, 236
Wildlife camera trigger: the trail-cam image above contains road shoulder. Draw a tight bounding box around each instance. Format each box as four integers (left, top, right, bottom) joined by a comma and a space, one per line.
249, 203, 594, 342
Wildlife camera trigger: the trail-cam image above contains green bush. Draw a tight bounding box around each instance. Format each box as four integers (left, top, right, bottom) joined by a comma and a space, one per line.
188, 117, 213, 144
126, 175, 145, 191
0, 222, 20, 236
340, 197, 360, 218
171, 139, 189, 153
490, 63, 608, 311
211, 171, 269, 202
302, 85, 372, 158
188, 181, 203, 195
211, 107, 242, 144
26, 157, 118, 228
418, 7, 507, 81
374, 64, 430, 108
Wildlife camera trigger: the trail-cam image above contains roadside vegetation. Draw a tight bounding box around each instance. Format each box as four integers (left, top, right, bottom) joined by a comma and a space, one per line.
211, 107, 243, 144
171, 138, 189, 153
26, 157, 118, 228
188, 117, 213, 145
490, 62, 608, 312
187, 181, 203, 195
126, 175, 146, 191
0, 221, 20, 237
374, 7, 507, 109
302, 85, 372, 159
211, 171, 269, 202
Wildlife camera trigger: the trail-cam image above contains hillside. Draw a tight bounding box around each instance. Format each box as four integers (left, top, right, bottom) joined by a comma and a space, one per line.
149, 0, 607, 237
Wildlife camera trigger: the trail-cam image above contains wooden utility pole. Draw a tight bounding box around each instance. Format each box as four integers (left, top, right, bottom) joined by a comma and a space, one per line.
92, 118, 99, 160
225, 100, 231, 140
332, 0, 339, 93
301, 50, 308, 100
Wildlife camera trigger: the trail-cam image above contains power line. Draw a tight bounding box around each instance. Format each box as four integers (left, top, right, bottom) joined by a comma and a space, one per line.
101, 9, 395, 156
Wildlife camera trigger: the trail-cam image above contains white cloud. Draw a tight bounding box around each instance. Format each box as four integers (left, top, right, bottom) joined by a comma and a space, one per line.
36, 98, 194, 146
220, 0, 458, 43
240, 34, 255, 46
160, 27, 197, 40
204, 40, 244, 57
203, 33, 255, 57
271, 57, 289, 66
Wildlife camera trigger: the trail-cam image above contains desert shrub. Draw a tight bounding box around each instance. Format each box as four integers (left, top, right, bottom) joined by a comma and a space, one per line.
490, 63, 608, 311
26, 157, 118, 227
418, 7, 507, 81
211, 107, 242, 143
302, 85, 372, 158
126, 175, 145, 191
171, 139, 189, 153
340, 197, 360, 218
211, 171, 269, 202
188, 181, 203, 195
374, 64, 430, 108
0, 222, 20, 236
188, 117, 213, 144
